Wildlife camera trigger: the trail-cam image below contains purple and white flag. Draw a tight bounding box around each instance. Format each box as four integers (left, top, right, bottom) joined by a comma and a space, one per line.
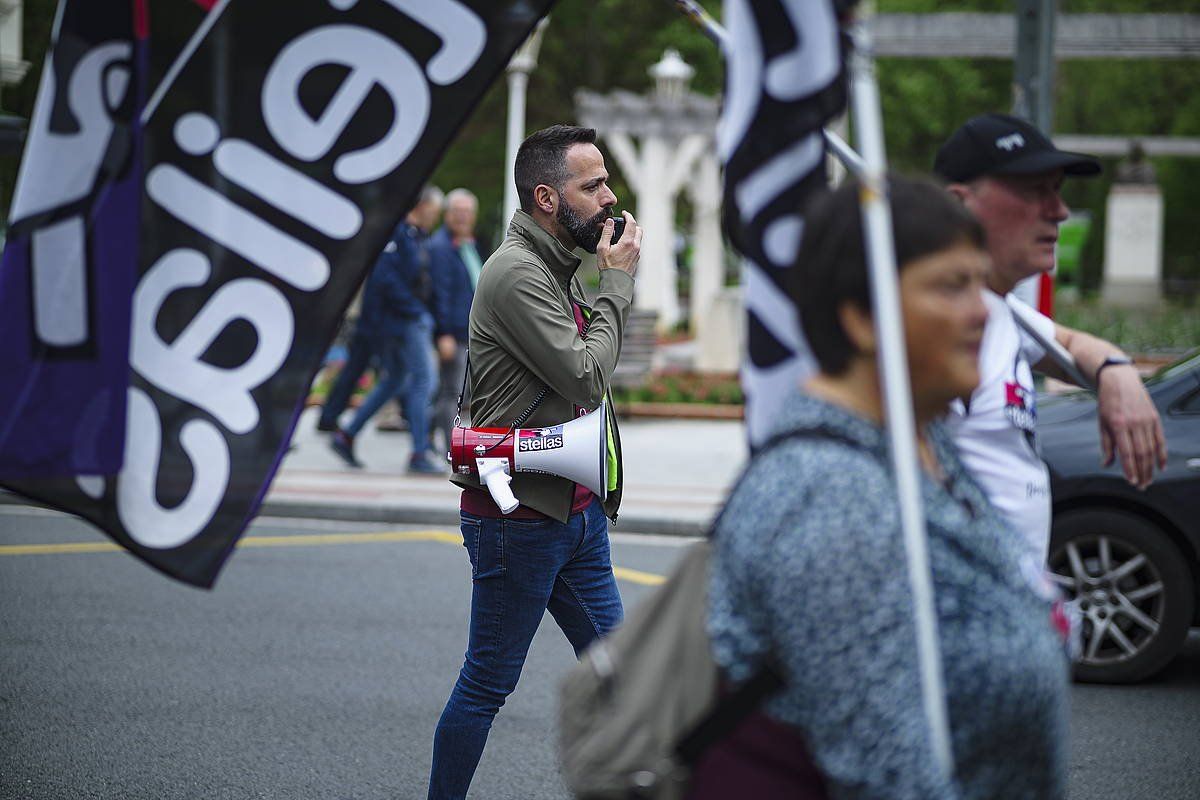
2, 0, 555, 587
0, 0, 147, 479
719, 0, 856, 446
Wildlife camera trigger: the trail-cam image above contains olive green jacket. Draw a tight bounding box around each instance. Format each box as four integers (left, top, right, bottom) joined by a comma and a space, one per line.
449, 211, 633, 522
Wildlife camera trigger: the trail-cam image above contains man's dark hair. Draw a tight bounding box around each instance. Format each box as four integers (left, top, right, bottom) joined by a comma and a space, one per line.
787, 174, 986, 376
514, 125, 597, 213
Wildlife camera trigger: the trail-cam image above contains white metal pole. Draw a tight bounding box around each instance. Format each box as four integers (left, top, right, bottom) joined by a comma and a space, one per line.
671, 0, 728, 50
823, 128, 866, 179
502, 18, 549, 230
503, 68, 528, 228
848, 18, 954, 778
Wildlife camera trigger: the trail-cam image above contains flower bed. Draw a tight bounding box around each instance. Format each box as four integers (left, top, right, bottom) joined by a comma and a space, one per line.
612, 372, 744, 406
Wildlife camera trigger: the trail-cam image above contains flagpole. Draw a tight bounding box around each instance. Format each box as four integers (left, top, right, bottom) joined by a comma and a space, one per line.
846, 15, 954, 777
822, 128, 866, 178
671, 0, 727, 49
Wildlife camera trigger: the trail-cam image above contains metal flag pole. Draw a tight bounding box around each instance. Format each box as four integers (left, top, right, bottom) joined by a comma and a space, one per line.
671, 0, 728, 49
822, 128, 867, 178
846, 15, 954, 777
668, 0, 953, 778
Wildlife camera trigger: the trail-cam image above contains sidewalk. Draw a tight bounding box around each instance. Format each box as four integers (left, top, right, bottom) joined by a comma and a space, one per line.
267, 407, 749, 536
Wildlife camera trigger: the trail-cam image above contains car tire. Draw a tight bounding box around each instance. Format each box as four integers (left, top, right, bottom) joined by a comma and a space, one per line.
1047, 509, 1194, 684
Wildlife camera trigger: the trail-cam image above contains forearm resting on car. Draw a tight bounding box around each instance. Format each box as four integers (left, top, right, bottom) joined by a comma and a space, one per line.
1042, 324, 1167, 489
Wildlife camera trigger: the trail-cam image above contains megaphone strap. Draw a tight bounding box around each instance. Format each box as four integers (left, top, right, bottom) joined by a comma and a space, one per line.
455, 350, 549, 430
455, 349, 470, 418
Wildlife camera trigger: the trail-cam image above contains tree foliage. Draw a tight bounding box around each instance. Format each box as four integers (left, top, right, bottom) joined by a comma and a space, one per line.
1, 0, 1198, 292
876, 0, 1200, 291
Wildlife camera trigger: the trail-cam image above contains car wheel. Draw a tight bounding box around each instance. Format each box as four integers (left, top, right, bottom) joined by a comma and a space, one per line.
1047, 509, 1194, 684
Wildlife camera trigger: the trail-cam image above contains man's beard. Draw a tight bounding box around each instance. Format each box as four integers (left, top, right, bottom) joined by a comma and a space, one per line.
557, 200, 608, 254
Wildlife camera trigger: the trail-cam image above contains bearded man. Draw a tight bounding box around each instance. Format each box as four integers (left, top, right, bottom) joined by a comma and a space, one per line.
428, 124, 642, 800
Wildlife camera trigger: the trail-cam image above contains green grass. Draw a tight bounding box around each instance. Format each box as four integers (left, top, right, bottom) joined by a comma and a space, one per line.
1054, 296, 1200, 356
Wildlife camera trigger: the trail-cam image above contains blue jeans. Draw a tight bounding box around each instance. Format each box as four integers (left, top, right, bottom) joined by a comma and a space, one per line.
318, 326, 375, 429
344, 312, 436, 456
428, 498, 623, 799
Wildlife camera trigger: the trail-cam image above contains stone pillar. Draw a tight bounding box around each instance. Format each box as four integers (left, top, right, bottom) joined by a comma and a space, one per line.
1102, 148, 1162, 307
696, 287, 745, 373
688, 152, 724, 348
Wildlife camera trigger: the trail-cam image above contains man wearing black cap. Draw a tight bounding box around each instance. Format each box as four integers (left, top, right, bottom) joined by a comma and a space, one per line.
934, 113, 1166, 563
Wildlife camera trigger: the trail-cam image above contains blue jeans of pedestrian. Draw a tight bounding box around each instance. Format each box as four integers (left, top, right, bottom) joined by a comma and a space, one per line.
344, 312, 436, 457
428, 497, 623, 800
317, 326, 375, 429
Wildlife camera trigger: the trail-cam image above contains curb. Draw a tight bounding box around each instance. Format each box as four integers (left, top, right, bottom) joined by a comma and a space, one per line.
614, 402, 743, 420
257, 498, 709, 537
0, 490, 706, 539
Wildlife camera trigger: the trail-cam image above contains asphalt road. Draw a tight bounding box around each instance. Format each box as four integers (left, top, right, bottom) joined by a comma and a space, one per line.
2, 506, 1198, 800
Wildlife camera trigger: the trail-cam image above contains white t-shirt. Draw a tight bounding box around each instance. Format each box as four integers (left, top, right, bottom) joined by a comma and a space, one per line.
948, 292, 1056, 561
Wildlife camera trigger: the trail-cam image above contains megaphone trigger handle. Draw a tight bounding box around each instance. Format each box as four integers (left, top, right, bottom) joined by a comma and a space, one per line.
477, 457, 520, 514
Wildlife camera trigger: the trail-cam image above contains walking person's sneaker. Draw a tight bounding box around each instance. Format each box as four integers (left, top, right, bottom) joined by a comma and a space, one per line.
316, 416, 337, 432
330, 430, 363, 469
408, 454, 443, 475
375, 401, 407, 432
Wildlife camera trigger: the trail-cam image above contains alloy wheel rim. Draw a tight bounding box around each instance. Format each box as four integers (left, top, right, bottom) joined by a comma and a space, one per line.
1047, 534, 1166, 666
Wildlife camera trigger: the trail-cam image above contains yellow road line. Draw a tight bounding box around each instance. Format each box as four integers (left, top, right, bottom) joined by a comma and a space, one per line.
0, 529, 458, 556
236, 530, 461, 548
0, 529, 668, 584
0, 541, 122, 555
612, 566, 666, 586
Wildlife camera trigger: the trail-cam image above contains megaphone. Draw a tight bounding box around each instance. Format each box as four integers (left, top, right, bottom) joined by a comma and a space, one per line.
450, 402, 609, 515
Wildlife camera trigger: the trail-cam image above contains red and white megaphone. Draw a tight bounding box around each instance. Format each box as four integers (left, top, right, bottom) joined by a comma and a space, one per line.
449, 403, 609, 514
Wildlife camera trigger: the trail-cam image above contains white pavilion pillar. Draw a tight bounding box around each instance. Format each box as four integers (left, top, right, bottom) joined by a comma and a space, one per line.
688, 151, 723, 342
503, 19, 549, 228
604, 131, 705, 331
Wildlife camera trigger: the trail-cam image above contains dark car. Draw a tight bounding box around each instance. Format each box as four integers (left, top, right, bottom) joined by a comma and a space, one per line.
1040, 349, 1200, 683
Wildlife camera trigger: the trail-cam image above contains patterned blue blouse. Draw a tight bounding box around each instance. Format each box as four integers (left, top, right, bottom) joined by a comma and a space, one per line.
708, 392, 1069, 799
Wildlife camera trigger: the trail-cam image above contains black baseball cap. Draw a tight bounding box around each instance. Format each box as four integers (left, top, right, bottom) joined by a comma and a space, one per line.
933, 113, 1101, 183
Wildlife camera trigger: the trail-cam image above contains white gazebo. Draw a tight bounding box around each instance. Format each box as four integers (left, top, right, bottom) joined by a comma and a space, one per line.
576, 50, 722, 334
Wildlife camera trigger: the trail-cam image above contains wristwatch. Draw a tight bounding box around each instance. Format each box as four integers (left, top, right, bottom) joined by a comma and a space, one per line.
1095, 355, 1134, 384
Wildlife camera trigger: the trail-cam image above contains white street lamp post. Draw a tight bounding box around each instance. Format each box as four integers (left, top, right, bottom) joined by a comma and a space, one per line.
503, 17, 549, 229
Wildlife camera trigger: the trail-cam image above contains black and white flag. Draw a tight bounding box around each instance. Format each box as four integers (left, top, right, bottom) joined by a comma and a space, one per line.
719, 0, 856, 446
1, 0, 555, 587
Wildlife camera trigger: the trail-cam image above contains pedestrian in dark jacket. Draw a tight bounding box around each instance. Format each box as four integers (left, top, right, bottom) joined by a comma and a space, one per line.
330, 186, 444, 472
428, 188, 485, 454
